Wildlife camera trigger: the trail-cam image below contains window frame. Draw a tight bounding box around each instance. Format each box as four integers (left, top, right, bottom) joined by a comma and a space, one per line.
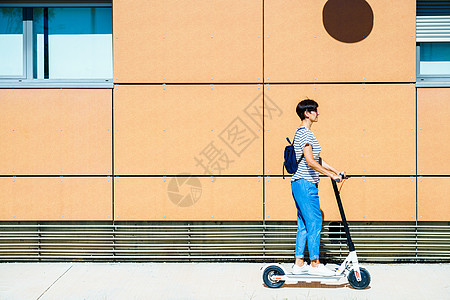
0, 1, 113, 88
416, 0, 450, 87
416, 43, 450, 88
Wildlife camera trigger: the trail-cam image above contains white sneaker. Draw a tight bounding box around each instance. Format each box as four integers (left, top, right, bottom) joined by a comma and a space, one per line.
292, 263, 309, 274
308, 264, 335, 276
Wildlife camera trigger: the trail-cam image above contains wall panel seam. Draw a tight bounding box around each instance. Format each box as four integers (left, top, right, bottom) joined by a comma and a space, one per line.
113, 82, 416, 85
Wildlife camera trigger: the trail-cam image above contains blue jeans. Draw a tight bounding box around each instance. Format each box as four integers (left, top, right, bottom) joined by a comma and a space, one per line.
291, 178, 322, 260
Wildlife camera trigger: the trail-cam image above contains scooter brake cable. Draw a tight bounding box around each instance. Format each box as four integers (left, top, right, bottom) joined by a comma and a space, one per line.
338, 179, 347, 194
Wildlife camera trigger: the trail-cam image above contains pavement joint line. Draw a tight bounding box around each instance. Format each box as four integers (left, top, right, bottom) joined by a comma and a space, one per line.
36, 265, 73, 300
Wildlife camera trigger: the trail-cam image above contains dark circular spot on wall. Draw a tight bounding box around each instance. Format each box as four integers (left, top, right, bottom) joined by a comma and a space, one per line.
323, 0, 374, 43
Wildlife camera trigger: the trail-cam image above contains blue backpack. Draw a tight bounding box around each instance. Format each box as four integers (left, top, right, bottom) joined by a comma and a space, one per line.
283, 134, 304, 179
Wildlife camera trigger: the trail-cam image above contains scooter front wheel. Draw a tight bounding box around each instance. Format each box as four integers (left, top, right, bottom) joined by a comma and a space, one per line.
262, 265, 285, 288
348, 267, 371, 289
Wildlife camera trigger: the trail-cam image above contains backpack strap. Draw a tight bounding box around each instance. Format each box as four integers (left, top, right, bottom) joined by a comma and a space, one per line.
294, 128, 305, 163
292, 130, 304, 164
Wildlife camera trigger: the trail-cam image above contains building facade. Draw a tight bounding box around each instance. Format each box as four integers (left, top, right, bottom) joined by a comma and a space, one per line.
0, 0, 449, 262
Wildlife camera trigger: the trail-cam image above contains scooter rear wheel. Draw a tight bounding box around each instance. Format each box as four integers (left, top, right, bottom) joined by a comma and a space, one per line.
262, 265, 285, 288
348, 267, 371, 289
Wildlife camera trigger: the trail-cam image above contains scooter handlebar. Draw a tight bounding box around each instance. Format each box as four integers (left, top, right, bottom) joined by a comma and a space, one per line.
335, 172, 349, 183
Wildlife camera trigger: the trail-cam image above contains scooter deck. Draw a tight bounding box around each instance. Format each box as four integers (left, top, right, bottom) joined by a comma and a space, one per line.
274, 273, 345, 282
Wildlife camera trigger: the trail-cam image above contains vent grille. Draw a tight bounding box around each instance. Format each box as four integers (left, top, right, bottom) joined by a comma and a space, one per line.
0, 221, 449, 262
417, 2, 450, 42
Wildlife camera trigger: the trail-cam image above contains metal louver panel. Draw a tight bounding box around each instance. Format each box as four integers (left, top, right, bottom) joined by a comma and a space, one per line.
417, 2, 450, 42
0, 221, 449, 262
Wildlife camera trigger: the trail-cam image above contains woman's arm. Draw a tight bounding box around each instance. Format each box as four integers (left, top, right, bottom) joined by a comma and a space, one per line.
303, 145, 341, 181
320, 159, 339, 175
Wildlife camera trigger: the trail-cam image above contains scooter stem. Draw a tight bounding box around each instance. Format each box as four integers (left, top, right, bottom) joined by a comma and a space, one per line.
331, 178, 355, 252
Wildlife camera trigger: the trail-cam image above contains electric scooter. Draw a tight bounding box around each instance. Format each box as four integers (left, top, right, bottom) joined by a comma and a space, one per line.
261, 176, 371, 290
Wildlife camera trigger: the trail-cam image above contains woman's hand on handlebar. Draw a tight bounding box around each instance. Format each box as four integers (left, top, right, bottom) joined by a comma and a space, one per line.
332, 174, 342, 182
332, 171, 348, 182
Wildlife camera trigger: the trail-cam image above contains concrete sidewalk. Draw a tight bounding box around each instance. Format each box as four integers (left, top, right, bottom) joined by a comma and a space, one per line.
0, 263, 449, 300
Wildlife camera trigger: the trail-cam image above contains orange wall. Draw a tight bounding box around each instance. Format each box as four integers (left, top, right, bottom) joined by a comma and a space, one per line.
1, 1, 449, 222
417, 88, 450, 175
0, 177, 112, 220
264, 0, 416, 82
113, 0, 262, 83
264, 84, 416, 176
416, 88, 450, 221
114, 85, 263, 175
0, 89, 112, 175
418, 177, 450, 221
114, 177, 263, 221
266, 177, 416, 221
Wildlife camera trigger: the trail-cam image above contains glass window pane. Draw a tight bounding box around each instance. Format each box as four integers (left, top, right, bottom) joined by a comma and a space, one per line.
34, 7, 113, 79
420, 42, 450, 75
0, 8, 24, 77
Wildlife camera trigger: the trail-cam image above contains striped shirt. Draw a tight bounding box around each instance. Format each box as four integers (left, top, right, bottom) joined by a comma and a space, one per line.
291, 126, 321, 184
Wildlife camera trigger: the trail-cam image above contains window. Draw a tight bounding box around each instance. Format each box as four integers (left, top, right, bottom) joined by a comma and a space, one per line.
419, 42, 450, 75
0, 2, 112, 86
416, 1, 450, 86
0, 8, 25, 78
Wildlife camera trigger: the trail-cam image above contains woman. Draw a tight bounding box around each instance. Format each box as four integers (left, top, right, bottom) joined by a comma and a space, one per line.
291, 99, 345, 276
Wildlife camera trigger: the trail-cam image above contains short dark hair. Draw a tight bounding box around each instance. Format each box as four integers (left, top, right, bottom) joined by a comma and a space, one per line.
296, 99, 319, 120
